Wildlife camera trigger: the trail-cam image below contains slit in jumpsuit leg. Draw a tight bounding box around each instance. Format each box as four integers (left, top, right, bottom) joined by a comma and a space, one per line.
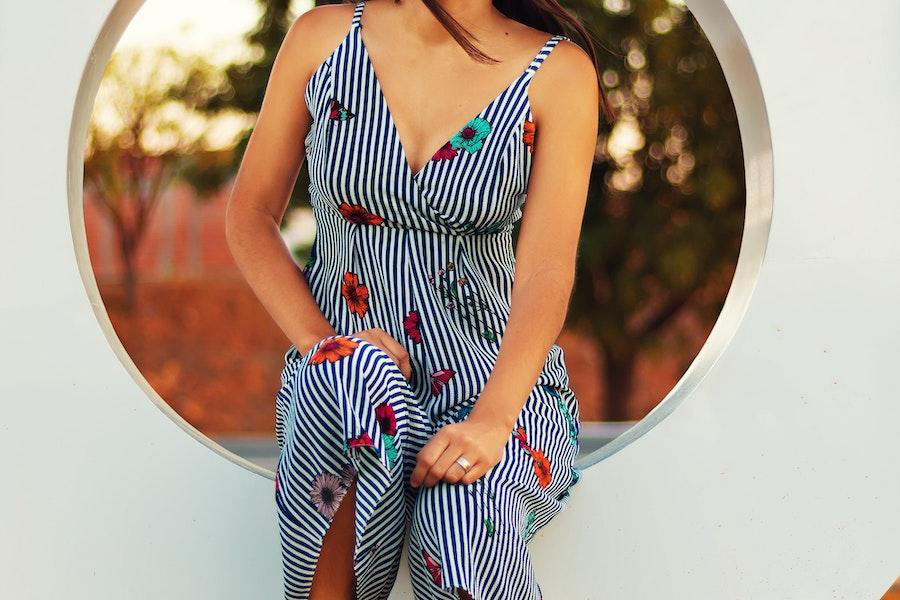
274, 335, 416, 600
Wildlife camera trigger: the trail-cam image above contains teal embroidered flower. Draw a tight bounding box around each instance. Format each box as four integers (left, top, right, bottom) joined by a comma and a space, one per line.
484, 516, 495, 536
543, 384, 578, 447
450, 117, 491, 153
454, 403, 472, 422
520, 509, 537, 542
571, 465, 582, 486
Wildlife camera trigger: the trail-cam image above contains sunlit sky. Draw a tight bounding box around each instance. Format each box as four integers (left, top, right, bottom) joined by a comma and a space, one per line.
118, 0, 312, 64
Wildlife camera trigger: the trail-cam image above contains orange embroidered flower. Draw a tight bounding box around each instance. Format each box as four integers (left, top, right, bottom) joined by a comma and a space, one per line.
341, 271, 369, 317
309, 335, 359, 365
523, 119, 536, 151
338, 202, 385, 225
531, 448, 552, 489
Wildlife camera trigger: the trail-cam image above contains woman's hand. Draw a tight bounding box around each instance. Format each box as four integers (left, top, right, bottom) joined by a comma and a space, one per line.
410, 413, 512, 487
348, 327, 413, 381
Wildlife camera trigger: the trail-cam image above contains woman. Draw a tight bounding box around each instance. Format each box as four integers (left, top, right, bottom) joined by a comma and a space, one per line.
226, 0, 610, 598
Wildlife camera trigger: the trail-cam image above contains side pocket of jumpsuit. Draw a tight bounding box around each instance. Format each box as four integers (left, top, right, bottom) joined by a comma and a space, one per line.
274, 335, 334, 452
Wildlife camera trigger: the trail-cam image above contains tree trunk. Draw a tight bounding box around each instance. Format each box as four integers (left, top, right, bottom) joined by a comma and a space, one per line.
118, 228, 138, 314
603, 354, 636, 421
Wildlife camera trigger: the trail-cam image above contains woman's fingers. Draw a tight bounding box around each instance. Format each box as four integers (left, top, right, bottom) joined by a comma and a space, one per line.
377, 333, 412, 380
411, 424, 491, 487
355, 328, 412, 380
410, 432, 450, 488
423, 444, 466, 487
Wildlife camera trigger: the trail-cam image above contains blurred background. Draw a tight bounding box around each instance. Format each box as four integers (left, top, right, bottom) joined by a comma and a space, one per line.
83, 0, 741, 475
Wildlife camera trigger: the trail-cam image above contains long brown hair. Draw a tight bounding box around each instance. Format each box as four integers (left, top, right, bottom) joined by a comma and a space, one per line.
371, 0, 616, 126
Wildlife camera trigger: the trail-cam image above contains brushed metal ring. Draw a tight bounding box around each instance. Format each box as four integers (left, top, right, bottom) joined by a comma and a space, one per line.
454, 456, 473, 472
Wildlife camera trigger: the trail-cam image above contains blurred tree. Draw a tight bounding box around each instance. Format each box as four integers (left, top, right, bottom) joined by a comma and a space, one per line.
550, 0, 744, 420
194, 0, 315, 211
85, 46, 242, 311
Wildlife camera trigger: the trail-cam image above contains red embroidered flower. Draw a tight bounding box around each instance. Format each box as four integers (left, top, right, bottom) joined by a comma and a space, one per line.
403, 309, 423, 343
513, 425, 532, 452
309, 336, 358, 365
328, 97, 355, 121
430, 369, 455, 395
338, 202, 384, 225
341, 271, 369, 317
348, 432, 375, 448
375, 403, 397, 436
431, 141, 458, 162
422, 549, 442, 586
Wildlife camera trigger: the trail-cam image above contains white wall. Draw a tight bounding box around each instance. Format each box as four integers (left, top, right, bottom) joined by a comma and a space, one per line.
0, 0, 898, 598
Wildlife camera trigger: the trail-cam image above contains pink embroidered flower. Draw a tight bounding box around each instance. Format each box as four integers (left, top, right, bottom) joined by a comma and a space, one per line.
430, 369, 455, 395
338, 462, 357, 488
309, 472, 347, 519
422, 549, 442, 586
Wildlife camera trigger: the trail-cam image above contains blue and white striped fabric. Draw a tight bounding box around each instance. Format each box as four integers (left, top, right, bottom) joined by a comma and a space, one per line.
274, 1, 582, 598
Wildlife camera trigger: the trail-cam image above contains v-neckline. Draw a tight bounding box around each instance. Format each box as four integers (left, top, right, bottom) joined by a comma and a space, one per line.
355, 11, 555, 182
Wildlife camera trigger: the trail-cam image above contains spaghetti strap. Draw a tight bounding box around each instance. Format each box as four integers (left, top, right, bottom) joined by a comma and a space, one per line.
351, 0, 364, 28
525, 34, 568, 77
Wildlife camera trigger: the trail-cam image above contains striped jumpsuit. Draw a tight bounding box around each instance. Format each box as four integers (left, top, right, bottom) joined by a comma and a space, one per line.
274, 2, 582, 598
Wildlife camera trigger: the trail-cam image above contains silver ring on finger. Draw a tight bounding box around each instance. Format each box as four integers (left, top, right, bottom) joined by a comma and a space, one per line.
454, 455, 472, 472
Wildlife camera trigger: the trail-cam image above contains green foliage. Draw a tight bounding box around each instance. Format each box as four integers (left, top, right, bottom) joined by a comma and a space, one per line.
559, 0, 744, 417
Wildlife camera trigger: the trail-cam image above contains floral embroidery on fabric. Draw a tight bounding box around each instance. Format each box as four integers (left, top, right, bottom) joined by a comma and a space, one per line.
375, 403, 399, 468
328, 97, 355, 121
338, 202, 385, 225
430, 368, 455, 395
432, 142, 459, 162
513, 426, 553, 489
430, 117, 492, 166
403, 309, 423, 343
338, 461, 357, 488
454, 403, 472, 422
520, 509, 537, 542
348, 432, 375, 448
341, 271, 369, 317
309, 472, 348, 519
309, 335, 359, 365
531, 449, 552, 488
523, 118, 536, 152
459, 220, 507, 235
422, 549, 442, 586
542, 384, 578, 447
483, 515, 495, 537
309, 335, 358, 365
375, 403, 398, 435
430, 260, 501, 343
451, 117, 491, 153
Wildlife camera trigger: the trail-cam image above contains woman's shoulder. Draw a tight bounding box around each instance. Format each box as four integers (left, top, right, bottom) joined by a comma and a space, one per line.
282, 2, 358, 74
525, 29, 600, 120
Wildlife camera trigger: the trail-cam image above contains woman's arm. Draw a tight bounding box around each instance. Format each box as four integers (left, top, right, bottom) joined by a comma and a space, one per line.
225, 6, 348, 356
410, 38, 600, 488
